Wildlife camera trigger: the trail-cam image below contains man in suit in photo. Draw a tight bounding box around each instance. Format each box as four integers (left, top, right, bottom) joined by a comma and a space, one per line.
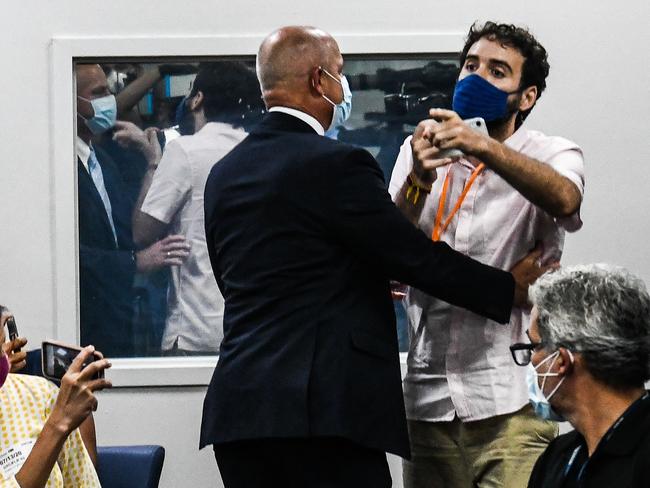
200, 26, 550, 487
75, 64, 189, 357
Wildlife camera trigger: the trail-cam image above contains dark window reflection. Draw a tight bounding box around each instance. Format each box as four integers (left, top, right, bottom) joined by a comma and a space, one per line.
75, 56, 458, 357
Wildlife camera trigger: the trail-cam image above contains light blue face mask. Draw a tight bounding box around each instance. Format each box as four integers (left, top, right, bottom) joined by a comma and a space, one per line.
321, 68, 352, 132
78, 94, 117, 134
526, 349, 574, 422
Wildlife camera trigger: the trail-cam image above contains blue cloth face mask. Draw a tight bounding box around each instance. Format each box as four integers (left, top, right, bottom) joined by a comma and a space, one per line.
78, 94, 117, 134
321, 68, 352, 132
452, 74, 519, 122
526, 349, 574, 421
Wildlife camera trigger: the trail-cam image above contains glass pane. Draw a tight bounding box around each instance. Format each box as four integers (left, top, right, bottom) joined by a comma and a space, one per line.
74, 55, 459, 357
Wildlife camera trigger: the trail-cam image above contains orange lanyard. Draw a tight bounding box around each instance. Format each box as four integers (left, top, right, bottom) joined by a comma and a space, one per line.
431, 163, 485, 241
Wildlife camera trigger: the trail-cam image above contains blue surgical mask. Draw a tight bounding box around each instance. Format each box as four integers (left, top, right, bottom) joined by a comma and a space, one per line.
452, 74, 519, 122
526, 350, 574, 421
321, 68, 352, 132
78, 94, 117, 134
175, 95, 196, 136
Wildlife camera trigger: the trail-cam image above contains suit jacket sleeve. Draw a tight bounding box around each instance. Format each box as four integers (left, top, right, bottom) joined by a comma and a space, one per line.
324, 147, 514, 324
78, 244, 136, 295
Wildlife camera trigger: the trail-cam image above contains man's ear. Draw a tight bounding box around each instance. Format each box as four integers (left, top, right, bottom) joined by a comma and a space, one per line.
310, 66, 325, 96
519, 85, 538, 113
189, 91, 204, 111
557, 347, 575, 375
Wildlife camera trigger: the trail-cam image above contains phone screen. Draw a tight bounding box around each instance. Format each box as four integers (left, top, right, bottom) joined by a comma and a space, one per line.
42, 343, 103, 380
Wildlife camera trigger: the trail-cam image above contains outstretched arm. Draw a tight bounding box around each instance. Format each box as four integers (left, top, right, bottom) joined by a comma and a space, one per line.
425, 108, 581, 218
14, 347, 112, 488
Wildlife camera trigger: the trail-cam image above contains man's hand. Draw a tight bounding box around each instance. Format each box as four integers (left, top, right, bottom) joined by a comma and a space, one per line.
46, 346, 112, 435
426, 108, 491, 159
2, 337, 28, 372
510, 244, 559, 307
112, 121, 161, 167
135, 234, 191, 273
410, 119, 454, 185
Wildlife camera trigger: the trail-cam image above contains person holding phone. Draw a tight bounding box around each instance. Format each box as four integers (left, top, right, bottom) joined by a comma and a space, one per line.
388, 22, 585, 488
0, 309, 111, 488
0, 306, 27, 373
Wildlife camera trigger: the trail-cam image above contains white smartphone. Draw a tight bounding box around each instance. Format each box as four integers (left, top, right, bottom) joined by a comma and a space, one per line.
437, 117, 489, 159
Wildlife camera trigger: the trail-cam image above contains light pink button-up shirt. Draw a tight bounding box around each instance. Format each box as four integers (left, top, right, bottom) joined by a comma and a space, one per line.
388, 127, 585, 422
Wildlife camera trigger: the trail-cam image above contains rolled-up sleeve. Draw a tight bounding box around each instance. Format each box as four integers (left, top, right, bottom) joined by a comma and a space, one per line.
141, 139, 192, 224
548, 147, 585, 232
388, 136, 413, 200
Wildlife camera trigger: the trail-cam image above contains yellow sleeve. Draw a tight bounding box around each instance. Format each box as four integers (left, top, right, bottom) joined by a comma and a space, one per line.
0, 477, 22, 488
58, 428, 101, 488
34, 377, 101, 488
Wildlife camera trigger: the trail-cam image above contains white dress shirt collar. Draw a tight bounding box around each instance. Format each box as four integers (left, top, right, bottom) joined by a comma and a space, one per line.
268, 107, 325, 136
76, 136, 92, 172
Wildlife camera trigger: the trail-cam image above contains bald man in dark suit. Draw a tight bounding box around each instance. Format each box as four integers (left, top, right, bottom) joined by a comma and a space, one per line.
201, 26, 545, 487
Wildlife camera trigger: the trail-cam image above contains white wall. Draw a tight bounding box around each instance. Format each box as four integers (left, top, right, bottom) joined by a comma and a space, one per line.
0, 1, 648, 486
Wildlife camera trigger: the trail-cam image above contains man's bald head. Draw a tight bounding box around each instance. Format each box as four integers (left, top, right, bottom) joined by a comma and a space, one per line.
257, 26, 340, 93
76, 64, 107, 96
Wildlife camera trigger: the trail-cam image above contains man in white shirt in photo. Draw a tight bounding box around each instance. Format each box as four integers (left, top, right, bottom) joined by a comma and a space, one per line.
132, 62, 263, 355
389, 21, 585, 488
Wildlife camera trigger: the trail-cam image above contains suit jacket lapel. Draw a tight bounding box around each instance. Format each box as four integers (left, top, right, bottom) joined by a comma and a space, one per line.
77, 158, 116, 245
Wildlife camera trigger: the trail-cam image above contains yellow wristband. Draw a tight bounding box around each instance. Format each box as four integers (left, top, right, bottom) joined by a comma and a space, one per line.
406, 174, 431, 205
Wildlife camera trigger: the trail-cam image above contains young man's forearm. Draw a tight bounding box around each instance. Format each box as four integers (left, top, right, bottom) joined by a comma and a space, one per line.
478, 139, 581, 217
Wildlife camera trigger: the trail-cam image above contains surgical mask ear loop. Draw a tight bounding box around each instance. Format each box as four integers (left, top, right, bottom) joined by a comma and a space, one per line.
541, 350, 575, 401
535, 350, 559, 391
320, 68, 342, 106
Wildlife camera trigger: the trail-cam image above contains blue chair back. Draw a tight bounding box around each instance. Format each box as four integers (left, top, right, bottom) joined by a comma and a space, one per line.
24, 348, 45, 377
97, 445, 165, 488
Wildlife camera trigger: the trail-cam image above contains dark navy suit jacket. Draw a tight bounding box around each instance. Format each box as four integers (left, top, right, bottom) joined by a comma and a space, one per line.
77, 146, 136, 357
200, 112, 514, 457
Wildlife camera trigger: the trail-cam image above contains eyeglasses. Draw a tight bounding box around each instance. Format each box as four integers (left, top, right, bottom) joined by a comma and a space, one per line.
509, 342, 544, 366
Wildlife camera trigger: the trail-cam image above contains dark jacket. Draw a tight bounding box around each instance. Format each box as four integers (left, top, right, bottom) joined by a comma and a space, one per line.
200, 112, 514, 457
77, 147, 136, 357
528, 391, 650, 488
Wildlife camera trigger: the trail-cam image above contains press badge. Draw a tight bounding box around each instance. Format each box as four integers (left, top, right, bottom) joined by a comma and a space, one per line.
0, 439, 36, 479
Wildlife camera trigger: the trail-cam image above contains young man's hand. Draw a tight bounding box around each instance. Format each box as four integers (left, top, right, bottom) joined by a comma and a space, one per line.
426, 108, 492, 158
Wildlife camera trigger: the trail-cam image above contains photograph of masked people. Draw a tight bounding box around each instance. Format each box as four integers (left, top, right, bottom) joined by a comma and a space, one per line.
518, 264, 650, 488
131, 61, 263, 355
75, 64, 190, 357
388, 22, 585, 487
0, 307, 112, 488
200, 26, 550, 488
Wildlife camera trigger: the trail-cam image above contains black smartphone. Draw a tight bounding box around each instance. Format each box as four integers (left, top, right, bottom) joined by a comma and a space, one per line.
5, 317, 20, 352
41, 340, 104, 382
